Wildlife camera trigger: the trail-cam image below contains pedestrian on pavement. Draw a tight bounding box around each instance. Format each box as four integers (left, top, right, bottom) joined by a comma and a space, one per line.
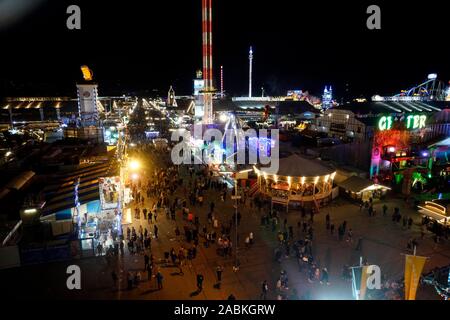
119, 240, 124, 256
356, 237, 363, 251
144, 254, 150, 270
245, 236, 250, 248
330, 224, 335, 235
249, 232, 254, 245
320, 268, 330, 285
154, 225, 158, 239
408, 217, 413, 229
216, 265, 223, 282
261, 280, 269, 300
382, 204, 388, 216
197, 274, 204, 291
347, 228, 353, 243
147, 264, 153, 280
156, 272, 163, 290
143, 208, 147, 220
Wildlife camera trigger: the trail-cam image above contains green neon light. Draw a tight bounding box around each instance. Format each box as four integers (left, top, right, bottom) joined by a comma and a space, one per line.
378, 114, 427, 131
378, 116, 393, 131
406, 115, 427, 130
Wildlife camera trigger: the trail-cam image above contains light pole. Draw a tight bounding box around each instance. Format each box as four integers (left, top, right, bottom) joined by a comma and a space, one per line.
232, 168, 252, 272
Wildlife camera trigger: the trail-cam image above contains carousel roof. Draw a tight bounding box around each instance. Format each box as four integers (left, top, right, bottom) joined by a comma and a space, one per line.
259, 154, 335, 177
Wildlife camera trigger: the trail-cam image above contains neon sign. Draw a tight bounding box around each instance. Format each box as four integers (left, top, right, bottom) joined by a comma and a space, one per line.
378, 114, 427, 131
406, 115, 426, 130
378, 116, 393, 131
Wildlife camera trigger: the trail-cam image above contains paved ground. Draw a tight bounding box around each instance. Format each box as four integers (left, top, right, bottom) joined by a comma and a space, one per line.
0, 149, 447, 300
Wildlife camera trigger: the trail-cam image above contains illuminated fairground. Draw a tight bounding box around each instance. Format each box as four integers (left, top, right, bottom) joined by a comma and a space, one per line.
254, 154, 336, 211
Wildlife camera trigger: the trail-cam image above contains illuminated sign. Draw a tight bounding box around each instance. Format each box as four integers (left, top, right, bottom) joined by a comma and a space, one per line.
378, 116, 393, 131
378, 115, 427, 131
406, 115, 426, 130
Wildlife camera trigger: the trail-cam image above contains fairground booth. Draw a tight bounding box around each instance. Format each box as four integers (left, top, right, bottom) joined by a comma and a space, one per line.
418, 199, 450, 226
254, 154, 336, 211
337, 175, 391, 202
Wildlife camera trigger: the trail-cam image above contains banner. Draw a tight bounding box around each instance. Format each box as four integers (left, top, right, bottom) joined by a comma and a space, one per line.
404, 255, 427, 300
351, 266, 368, 300
360, 266, 369, 300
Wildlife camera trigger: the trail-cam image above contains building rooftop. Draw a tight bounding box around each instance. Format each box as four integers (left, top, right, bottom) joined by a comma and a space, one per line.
259, 154, 335, 177
332, 100, 448, 117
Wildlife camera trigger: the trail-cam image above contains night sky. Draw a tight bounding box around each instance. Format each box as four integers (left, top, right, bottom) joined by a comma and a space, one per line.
0, 0, 448, 99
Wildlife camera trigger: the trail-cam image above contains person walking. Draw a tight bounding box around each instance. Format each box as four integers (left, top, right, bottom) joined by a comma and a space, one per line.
249, 232, 254, 245
347, 228, 353, 243
382, 204, 388, 216
156, 271, 163, 290
143, 208, 148, 220
144, 254, 150, 270
196, 274, 204, 292
154, 225, 159, 239
216, 265, 223, 282
320, 268, 330, 285
119, 239, 124, 256
355, 237, 363, 251
147, 264, 153, 281
261, 280, 269, 300
245, 236, 250, 248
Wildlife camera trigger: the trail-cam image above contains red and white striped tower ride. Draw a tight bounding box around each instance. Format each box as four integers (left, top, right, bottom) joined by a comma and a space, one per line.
202, 0, 214, 124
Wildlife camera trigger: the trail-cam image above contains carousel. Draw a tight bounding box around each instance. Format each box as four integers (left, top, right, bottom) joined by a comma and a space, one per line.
254, 154, 336, 210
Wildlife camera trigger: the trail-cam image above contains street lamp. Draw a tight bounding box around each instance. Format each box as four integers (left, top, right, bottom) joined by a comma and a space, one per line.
232, 168, 253, 272
129, 159, 140, 171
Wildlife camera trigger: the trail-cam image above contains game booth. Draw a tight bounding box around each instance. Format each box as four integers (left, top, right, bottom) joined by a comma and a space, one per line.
76, 177, 123, 256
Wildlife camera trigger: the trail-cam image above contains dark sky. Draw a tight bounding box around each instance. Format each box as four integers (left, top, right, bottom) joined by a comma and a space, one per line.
0, 0, 448, 99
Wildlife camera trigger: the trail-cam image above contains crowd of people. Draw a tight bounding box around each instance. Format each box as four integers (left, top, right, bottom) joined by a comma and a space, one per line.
103, 136, 440, 300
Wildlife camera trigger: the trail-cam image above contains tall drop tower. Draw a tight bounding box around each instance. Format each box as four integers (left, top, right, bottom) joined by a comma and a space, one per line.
201, 0, 214, 124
